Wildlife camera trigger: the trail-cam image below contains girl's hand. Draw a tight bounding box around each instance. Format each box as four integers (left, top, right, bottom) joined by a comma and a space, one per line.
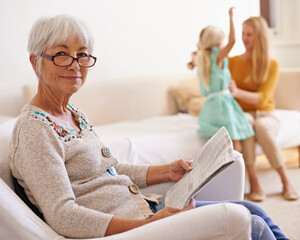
229, 7, 234, 18
148, 198, 196, 223
169, 159, 193, 182
187, 51, 197, 70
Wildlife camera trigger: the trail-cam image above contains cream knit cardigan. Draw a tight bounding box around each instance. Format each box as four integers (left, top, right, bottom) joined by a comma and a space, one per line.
9, 104, 153, 238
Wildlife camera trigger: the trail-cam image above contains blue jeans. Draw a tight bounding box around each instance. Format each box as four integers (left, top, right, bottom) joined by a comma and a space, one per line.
156, 200, 288, 240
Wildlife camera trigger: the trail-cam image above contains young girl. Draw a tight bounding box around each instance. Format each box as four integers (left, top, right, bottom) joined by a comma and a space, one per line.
189, 8, 254, 152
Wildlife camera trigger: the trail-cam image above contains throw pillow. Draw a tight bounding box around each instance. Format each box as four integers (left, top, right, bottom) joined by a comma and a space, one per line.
169, 78, 205, 115
187, 97, 206, 116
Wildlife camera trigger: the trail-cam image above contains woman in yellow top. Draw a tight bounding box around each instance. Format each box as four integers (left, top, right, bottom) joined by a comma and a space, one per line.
229, 16, 298, 202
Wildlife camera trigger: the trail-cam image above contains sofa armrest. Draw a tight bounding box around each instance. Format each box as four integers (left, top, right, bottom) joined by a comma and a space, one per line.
275, 69, 300, 111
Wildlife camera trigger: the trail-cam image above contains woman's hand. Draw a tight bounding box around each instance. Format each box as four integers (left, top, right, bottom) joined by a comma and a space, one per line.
229, 79, 238, 97
148, 198, 196, 223
106, 198, 196, 236
169, 159, 192, 182
229, 79, 260, 105
146, 160, 192, 185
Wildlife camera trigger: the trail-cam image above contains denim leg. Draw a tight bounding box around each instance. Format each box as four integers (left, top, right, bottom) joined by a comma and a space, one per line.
231, 201, 288, 240
156, 202, 165, 211
251, 215, 276, 240
196, 201, 288, 240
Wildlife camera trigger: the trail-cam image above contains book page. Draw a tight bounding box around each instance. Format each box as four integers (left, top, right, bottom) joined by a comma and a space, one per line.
165, 127, 234, 208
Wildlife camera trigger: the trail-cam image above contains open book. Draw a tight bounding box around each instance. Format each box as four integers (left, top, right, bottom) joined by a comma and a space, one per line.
165, 127, 234, 208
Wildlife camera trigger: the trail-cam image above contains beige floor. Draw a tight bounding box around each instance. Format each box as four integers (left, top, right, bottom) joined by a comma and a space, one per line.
255, 146, 299, 169
244, 147, 300, 240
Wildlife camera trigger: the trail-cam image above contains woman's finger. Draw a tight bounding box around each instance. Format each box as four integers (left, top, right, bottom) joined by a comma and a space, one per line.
179, 159, 193, 171
182, 198, 196, 212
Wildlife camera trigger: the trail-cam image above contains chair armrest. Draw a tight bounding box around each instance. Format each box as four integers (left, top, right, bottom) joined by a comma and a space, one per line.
1, 176, 250, 240
140, 151, 245, 202
90, 203, 251, 240
194, 151, 245, 201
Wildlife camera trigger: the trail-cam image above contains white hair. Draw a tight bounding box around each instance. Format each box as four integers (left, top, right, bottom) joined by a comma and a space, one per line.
27, 14, 94, 70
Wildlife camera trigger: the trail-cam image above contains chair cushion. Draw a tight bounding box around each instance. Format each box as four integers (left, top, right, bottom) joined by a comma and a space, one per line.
0, 178, 60, 240
12, 176, 45, 220
0, 118, 16, 189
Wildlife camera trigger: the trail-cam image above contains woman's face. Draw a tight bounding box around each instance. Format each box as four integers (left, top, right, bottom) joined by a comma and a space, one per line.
38, 39, 90, 96
242, 23, 255, 52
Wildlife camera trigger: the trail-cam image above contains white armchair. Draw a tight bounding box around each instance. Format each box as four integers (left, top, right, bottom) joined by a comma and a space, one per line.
0, 179, 251, 240
0, 117, 251, 240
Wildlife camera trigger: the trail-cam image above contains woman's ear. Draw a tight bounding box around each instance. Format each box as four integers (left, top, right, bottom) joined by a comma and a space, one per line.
29, 54, 39, 75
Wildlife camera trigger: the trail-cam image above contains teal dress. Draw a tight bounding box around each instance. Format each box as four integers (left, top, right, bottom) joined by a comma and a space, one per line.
197, 47, 254, 140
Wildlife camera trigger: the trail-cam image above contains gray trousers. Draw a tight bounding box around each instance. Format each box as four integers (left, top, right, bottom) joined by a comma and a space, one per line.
241, 110, 284, 168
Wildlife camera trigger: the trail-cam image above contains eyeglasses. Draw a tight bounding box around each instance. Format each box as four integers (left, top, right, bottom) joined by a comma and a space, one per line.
41, 53, 97, 68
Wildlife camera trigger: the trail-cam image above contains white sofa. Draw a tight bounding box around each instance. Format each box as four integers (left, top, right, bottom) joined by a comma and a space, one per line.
21, 72, 300, 168
1, 69, 300, 239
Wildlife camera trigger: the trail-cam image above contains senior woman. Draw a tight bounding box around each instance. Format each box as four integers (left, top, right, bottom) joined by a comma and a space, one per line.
9, 14, 286, 240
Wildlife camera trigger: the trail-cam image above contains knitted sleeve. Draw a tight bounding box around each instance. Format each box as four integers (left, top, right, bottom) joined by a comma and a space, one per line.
116, 163, 149, 188
9, 118, 113, 238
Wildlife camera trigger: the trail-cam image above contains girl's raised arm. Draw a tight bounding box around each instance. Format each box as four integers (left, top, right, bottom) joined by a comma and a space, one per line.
217, 7, 235, 65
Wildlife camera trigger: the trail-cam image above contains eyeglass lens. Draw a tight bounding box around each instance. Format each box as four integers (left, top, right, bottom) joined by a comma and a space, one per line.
54, 56, 95, 67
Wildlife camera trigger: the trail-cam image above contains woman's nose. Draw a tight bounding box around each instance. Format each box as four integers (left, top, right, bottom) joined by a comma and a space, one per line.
68, 58, 80, 70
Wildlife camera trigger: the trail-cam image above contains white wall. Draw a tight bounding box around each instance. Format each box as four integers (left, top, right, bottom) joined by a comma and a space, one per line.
269, 0, 300, 68
0, 0, 261, 116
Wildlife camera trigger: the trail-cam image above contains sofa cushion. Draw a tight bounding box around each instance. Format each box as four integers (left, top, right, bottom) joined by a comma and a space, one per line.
273, 109, 300, 148
96, 112, 300, 161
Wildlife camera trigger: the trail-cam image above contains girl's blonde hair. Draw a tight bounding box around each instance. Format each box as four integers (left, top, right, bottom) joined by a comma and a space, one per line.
195, 25, 224, 90
243, 17, 270, 86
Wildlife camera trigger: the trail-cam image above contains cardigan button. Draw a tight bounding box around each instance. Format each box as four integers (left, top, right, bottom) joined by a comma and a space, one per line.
128, 184, 139, 194
101, 147, 111, 158
107, 166, 117, 176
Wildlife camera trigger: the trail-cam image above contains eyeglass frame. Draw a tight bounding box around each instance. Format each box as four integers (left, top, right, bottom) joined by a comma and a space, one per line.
41, 53, 97, 68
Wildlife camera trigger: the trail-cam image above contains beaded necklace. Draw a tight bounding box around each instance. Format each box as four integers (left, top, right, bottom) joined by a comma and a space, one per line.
30, 104, 92, 142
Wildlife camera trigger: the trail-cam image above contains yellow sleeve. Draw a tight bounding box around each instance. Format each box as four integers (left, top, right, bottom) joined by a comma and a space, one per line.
257, 60, 279, 110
